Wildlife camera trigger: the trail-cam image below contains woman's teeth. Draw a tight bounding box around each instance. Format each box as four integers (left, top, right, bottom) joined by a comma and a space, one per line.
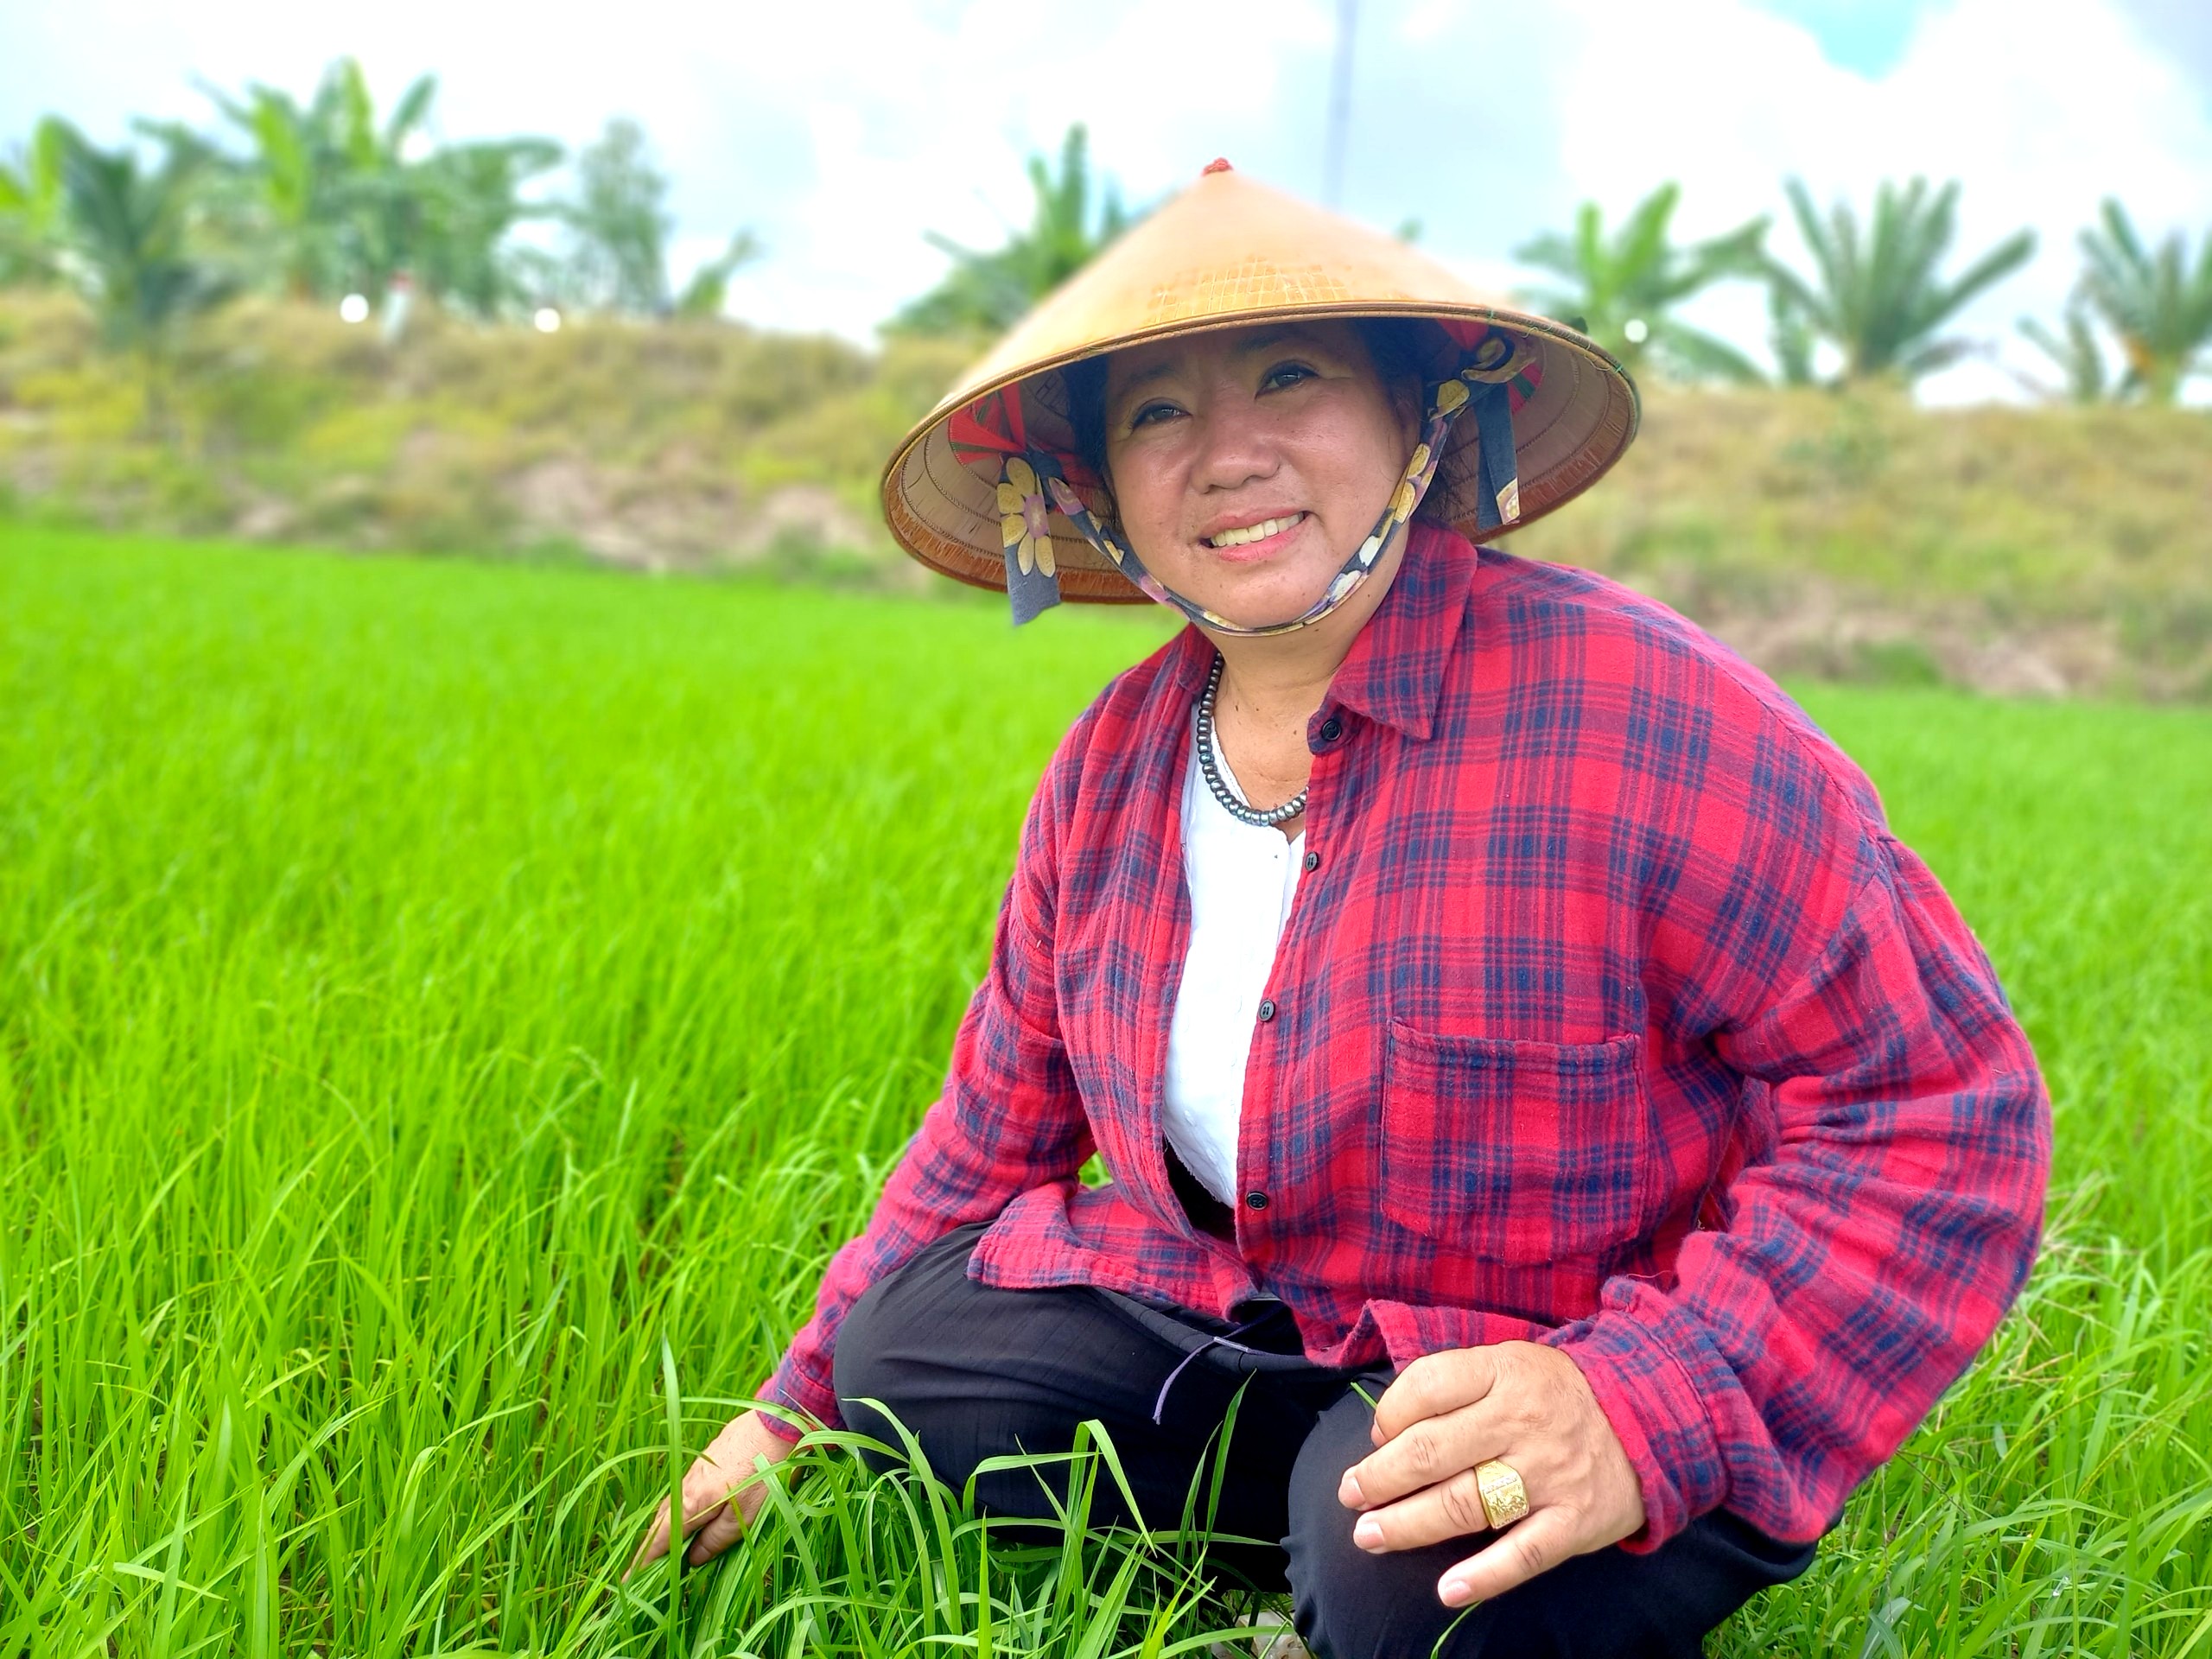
1206, 512, 1304, 549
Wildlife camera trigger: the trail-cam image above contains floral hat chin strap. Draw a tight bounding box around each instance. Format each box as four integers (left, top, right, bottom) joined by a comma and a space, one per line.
950, 321, 1541, 632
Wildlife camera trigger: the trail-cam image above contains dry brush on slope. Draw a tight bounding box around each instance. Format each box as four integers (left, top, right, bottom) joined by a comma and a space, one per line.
2, 290, 2207, 698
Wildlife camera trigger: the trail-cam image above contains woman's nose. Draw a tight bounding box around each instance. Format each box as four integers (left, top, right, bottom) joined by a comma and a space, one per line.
1189, 397, 1281, 492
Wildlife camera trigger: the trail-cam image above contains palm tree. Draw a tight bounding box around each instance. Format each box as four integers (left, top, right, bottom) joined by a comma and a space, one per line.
1765, 176, 2035, 385
1514, 183, 1770, 384
888, 124, 1134, 336
2074, 198, 2212, 405
0, 118, 70, 285
49, 123, 237, 431
2016, 308, 2111, 405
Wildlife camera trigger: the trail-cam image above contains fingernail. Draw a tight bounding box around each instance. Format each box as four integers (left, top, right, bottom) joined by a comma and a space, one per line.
1439, 1575, 1472, 1606
1354, 1516, 1383, 1550
1338, 1471, 1363, 1506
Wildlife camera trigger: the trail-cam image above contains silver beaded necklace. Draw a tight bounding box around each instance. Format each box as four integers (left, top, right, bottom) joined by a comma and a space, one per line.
1193, 653, 1307, 828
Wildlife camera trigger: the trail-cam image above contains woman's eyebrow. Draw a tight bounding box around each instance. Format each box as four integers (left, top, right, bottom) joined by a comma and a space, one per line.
1110, 329, 1332, 406
1114, 359, 1181, 397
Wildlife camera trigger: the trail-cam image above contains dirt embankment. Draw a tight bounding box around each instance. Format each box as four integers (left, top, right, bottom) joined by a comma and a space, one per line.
2, 291, 2206, 699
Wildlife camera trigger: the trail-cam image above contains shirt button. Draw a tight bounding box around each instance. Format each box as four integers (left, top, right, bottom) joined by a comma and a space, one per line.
1302, 849, 1320, 872
1244, 1191, 1269, 1211
1255, 998, 1277, 1022
1319, 715, 1344, 742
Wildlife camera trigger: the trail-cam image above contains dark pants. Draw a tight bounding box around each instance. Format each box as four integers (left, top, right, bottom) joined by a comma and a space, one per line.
831, 1222, 1819, 1659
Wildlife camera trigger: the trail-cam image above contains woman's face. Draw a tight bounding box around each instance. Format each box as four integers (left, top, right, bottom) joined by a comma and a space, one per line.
1099, 321, 1420, 631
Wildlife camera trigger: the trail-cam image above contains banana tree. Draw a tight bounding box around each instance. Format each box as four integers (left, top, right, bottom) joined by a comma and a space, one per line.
386, 136, 564, 319
2075, 198, 2212, 405
675, 230, 763, 318
196, 57, 445, 302
889, 124, 1134, 336
1514, 183, 1771, 384
1765, 176, 2036, 385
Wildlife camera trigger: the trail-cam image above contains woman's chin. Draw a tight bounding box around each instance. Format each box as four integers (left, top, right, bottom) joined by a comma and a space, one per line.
1190, 568, 1342, 631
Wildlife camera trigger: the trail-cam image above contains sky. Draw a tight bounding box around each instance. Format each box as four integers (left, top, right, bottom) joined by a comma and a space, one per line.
5, 0, 2211, 403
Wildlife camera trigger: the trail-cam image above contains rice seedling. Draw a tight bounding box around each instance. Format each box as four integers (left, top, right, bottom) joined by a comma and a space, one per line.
2, 526, 2206, 1655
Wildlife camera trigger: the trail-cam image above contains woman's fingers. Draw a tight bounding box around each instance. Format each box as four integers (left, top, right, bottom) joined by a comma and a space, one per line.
625, 1452, 741, 1578
685, 1498, 749, 1566
1340, 1394, 1510, 1513
1436, 1501, 1586, 1607
624, 1411, 800, 1580
1367, 1346, 1503, 1446
1349, 1440, 1556, 1554
1351, 1460, 1497, 1553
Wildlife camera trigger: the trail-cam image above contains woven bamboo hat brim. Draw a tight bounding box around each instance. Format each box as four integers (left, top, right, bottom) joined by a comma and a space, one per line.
881, 162, 1640, 603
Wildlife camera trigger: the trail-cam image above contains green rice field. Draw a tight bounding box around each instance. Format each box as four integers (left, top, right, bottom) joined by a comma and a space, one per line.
3, 525, 2209, 1656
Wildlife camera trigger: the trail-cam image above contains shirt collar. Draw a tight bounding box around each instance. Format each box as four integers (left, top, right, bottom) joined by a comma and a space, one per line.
1165, 521, 1474, 744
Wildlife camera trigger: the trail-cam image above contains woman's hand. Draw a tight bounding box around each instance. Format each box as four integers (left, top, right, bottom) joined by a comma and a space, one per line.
626, 1409, 798, 1578
1335, 1342, 1646, 1607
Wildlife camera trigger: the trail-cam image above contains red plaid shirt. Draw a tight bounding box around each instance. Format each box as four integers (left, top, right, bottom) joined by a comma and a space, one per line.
763, 524, 2050, 1553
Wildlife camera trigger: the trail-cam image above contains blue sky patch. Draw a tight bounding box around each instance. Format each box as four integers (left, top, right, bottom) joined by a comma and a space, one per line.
1749, 0, 1932, 76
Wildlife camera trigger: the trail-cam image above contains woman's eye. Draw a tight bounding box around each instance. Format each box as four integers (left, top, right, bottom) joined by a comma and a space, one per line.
1263, 362, 1316, 391
1129, 402, 1179, 428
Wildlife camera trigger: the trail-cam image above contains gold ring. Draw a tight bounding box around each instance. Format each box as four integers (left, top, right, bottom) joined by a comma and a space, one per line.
1473, 1459, 1529, 1529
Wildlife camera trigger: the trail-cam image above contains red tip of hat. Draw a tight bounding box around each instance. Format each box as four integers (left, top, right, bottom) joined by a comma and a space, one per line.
1201, 157, 1234, 175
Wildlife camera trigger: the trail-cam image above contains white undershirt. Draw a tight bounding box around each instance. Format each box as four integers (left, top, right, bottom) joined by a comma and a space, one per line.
1161, 730, 1306, 1208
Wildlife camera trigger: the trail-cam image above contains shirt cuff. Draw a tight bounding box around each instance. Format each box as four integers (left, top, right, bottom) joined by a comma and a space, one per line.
1541, 1281, 1728, 1554
756, 1347, 842, 1444
753, 1408, 807, 1446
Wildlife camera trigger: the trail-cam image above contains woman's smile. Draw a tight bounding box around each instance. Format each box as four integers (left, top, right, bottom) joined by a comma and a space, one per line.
1200, 509, 1309, 562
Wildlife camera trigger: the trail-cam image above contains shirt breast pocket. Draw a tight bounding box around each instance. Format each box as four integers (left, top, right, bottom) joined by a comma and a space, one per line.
1380, 1022, 1662, 1264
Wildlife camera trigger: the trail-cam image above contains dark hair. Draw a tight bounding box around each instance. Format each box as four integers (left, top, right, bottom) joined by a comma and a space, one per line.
1058, 317, 1460, 531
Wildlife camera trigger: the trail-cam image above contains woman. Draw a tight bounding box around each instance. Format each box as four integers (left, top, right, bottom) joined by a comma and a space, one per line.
630, 163, 2050, 1658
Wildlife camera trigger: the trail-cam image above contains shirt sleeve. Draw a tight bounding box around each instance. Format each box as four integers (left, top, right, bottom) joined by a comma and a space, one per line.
1545, 798, 2051, 1550
753, 722, 1096, 1442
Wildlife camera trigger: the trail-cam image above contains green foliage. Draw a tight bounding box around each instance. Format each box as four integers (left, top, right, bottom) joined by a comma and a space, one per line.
1515, 183, 1772, 384
2, 530, 2209, 1652
191, 57, 443, 299
674, 230, 763, 319
9, 59, 779, 329
2017, 308, 2111, 405
397, 131, 566, 317
2074, 198, 2212, 405
556, 118, 761, 319
155, 56, 565, 321
1767, 176, 2037, 385
888, 124, 1135, 338
0, 116, 69, 285
559, 116, 673, 315
42, 123, 238, 431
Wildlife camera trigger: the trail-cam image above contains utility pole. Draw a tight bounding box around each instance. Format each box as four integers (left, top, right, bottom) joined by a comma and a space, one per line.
1325, 0, 1357, 207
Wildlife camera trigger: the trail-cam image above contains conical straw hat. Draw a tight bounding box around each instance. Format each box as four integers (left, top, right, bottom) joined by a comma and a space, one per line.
881, 161, 1640, 603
